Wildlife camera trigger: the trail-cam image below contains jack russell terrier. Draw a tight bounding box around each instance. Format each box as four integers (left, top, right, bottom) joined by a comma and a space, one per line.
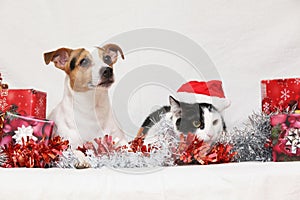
44, 44, 127, 166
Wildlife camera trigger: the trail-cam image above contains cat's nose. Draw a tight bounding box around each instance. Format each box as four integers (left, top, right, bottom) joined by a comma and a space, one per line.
207, 134, 213, 139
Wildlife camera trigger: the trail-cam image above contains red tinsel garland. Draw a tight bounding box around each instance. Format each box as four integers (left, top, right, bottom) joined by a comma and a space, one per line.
78, 135, 157, 157
78, 135, 118, 156
78, 133, 237, 166
1, 136, 69, 168
175, 133, 237, 165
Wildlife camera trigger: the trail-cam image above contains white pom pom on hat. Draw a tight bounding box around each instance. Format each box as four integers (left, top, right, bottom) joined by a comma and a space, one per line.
176, 80, 231, 112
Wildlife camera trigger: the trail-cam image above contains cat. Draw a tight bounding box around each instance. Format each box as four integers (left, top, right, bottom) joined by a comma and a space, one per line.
138, 96, 226, 143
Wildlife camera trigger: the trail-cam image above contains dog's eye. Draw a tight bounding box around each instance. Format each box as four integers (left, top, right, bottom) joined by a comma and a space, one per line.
193, 120, 201, 128
80, 58, 90, 67
104, 55, 112, 65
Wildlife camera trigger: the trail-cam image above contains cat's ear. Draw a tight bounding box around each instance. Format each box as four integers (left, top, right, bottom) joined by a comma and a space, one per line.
169, 96, 181, 115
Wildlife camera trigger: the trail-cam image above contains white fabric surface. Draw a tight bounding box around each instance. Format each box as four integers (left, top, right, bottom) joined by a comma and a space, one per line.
1, 162, 300, 200
1, 1, 300, 199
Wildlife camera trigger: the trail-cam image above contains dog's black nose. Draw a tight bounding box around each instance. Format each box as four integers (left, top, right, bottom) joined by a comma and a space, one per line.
103, 67, 113, 78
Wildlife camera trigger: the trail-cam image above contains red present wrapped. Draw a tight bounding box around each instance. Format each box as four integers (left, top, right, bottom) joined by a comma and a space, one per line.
0, 73, 9, 112
270, 113, 300, 161
261, 78, 300, 114
6, 89, 47, 118
0, 112, 54, 147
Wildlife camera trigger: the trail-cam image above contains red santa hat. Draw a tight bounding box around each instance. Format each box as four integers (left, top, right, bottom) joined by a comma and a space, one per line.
176, 80, 231, 111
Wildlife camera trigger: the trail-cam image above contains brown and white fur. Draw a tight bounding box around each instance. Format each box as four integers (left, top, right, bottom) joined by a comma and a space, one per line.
44, 44, 127, 166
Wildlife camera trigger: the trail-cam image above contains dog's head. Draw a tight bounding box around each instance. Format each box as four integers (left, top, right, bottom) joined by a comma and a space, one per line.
44, 44, 124, 92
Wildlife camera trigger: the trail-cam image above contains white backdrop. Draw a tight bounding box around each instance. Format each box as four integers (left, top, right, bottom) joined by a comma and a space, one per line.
1, 0, 300, 133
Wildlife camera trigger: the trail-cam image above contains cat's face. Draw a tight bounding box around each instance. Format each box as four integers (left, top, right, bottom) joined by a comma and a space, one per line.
169, 96, 224, 142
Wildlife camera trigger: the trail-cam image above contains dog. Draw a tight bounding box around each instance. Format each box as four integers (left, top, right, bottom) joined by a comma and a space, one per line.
44, 44, 127, 166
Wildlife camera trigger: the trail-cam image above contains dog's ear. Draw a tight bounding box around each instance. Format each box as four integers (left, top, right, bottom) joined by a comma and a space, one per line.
101, 44, 124, 66
44, 48, 73, 70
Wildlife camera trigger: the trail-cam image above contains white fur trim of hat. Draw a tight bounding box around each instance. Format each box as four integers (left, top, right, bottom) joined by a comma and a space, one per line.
175, 80, 231, 112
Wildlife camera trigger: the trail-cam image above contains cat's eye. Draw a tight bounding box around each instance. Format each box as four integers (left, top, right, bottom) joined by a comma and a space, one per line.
176, 118, 181, 126
213, 119, 219, 126
193, 120, 201, 128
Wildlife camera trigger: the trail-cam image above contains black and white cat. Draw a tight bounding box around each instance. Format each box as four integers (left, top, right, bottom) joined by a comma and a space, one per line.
139, 96, 226, 143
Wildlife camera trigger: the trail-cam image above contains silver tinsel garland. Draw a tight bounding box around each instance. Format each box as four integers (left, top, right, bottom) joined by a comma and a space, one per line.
0, 150, 7, 166
55, 112, 273, 168
218, 112, 272, 162
53, 149, 80, 169
56, 118, 179, 169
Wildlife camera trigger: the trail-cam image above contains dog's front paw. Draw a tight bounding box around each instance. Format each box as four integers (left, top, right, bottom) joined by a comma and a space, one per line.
74, 161, 91, 169
73, 150, 91, 169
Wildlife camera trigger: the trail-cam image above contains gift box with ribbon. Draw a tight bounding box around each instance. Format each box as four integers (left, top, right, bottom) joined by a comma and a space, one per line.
261, 78, 300, 114
0, 73, 9, 112
270, 113, 300, 161
0, 73, 46, 118
0, 112, 54, 147
7, 89, 47, 119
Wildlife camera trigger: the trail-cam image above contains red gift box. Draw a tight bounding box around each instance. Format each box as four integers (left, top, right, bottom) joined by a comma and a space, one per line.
6, 89, 47, 118
270, 113, 300, 161
0, 74, 9, 112
0, 112, 54, 147
0, 86, 8, 112
261, 78, 300, 114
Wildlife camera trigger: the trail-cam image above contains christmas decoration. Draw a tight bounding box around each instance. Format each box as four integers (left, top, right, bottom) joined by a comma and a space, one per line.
58, 117, 235, 168
57, 118, 176, 168
7, 89, 47, 118
53, 149, 79, 169
286, 128, 300, 154
12, 125, 37, 144
261, 78, 300, 114
270, 113, 300, 161
176, 80, 231, 112
1, 112, 54, 146
1, 136, 69, 168
174, 133, 236, 165
0, 73, 9, 112
0, 108, 277, 168
77, 135, 175, 168
0, 73, 46, 117
0, 149, 7, 166
0, 106, 69, 168
218, 112, 273, 162
0, 112, 4, 143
